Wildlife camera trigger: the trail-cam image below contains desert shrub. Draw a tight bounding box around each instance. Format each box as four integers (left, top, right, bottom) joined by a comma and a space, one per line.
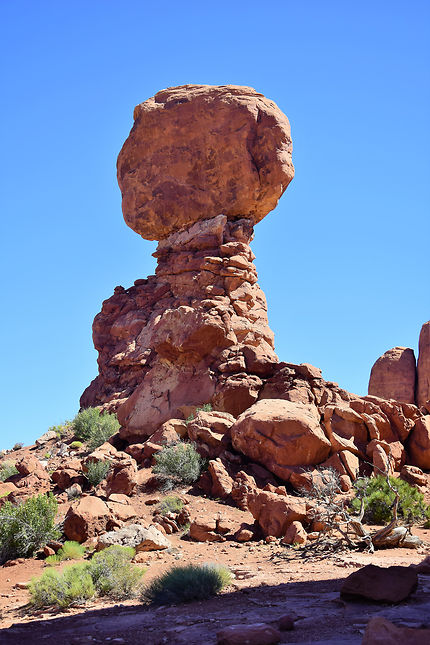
153, 441, 205, 490
88, 545, 144, 599
158, 495, 183, 515
70, 441, 83, 450
85, 460, 110, 488
72, 407, 119, 450
29, 563, 94, 608
351, 475, 430, 525
0, 461, 18, 482
45, 541, 85, 564
0, 493, 59, 564
142, 563, 231, 605
185, 403, 213, 424
12, 442, 23, 451
49, 422, 71, 438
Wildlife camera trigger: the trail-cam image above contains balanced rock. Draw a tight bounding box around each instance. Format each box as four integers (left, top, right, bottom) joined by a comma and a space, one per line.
368, 347, 416, 404
117, 85, 294, 240
417, 321, 430, 407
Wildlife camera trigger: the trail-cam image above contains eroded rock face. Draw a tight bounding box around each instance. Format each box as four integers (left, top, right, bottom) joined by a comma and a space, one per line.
417, 321, 430, 407
368, 346, 416, 404
81, 215, 279, 439
117, 85, 294, 240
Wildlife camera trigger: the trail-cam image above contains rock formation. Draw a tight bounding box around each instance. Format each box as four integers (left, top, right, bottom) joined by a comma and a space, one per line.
81, 85, 294, 439
368, 346, 416, 403
82, 84, 430, 481
417, 321, 430, 408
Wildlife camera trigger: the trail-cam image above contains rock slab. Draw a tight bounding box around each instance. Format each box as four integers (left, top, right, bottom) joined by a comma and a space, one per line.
340, 564, 418, 603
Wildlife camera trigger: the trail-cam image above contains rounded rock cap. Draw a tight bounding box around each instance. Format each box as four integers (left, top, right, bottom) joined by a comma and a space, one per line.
117, 84, 294, 240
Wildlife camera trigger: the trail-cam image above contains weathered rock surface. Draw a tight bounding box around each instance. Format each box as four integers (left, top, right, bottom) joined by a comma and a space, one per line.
246, 489, 307, 537
408, 416, 430, 469
96, 523, 171, 551
231, 399, 331, 478
417, 321, 430, 407
217, 623, 281, 645
368, 346, 416, 404
117, 85, 294, 240
340, 564, 418, 602
64, 497, 111, 542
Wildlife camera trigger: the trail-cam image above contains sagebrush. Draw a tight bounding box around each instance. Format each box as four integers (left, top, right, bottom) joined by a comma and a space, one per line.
72, 407, 119, 450
85, 460, 110, 488
158, 495, 183, 515
0, 493, 59, 564
0, 461, 18, 482
29, 545, 144, 608
153, 441, 205, 490
46, 541, 85, 564
142, 563, 231, 605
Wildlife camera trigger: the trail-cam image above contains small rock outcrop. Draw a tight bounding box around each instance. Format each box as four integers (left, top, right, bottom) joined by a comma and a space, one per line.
368, 346, 416, 404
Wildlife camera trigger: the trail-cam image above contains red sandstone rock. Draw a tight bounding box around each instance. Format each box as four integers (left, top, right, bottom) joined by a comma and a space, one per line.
362, 616, 430, 645
231, 399, 331, 479
281, 520, 307, 545
64, 497, 111, 542
118, 85, 294, 241
208, 459, 234, 499
231, 471, 257, 511
217, 623, 281, 645
189, 518, 225, 542
340, 564, 418, 602
15, 456, 49, 479
417, 321, 430, 407
368, 347, 417, 404
409, 416, 430, 469
246, 489, 307, 537
400, 464, 427, 487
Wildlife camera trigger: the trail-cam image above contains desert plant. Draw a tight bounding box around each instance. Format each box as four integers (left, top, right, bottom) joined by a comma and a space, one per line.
88, 545, 144, 599
0, 493, 59, 564
70, 440, 83, 450
85, 460, 110, 488
45, 541, 86, 564
29, 563, 94, 608
158, 495, 184, 515
72, 407, 119, 450
0, 461, 18, 482
185, 403, 213, 424
142, 563, 231, 605
351, 475, 430, 525
12, 442, 23, 451
152, 441, 205, 490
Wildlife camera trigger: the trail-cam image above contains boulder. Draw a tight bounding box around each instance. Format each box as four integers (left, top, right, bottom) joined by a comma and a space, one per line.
118, 85, 294, 240
189, 519, 225, 542
281, 520, 307, 545
35, 430, 58, 446
105, 462, 138, 496
231, 399, 331, 479
340, 564, 418, 602
368, 347, 417, 404
96, 523, 171, 551
409, 416, 430, 469
400, 464, 427, 487
231, 471, 257, 511
217, 623, 281, 645
64, 497, 111, 542
208, 459, 234, 499
417, 321, 430, 406
362, 616, 430, 645
15, 456, 49, 479
246, 490, 307, 537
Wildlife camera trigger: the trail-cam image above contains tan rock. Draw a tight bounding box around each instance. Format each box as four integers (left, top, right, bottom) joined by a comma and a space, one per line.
64, 497, 111, 542
368, 347, 417, 404
231, 399, 331, 479
417, 321, 430, 406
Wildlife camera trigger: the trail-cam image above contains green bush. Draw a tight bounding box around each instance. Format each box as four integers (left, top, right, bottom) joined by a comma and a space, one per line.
49, 422, 71, 438
0, 493, 59, 564
70, 441, 83, 450
72, 407, 119, 450
0, 461, 18, 482
185, 403, 213, 424
153, 441, 205, 490
142, 563, 231, 605
29, 563, 95, 608
88, 545, 144, 600
351, 475, 430, 525
85, 460, 110, 488
158, 495, 183, 515
30, 545, 144, 608
46, 541, 86, 564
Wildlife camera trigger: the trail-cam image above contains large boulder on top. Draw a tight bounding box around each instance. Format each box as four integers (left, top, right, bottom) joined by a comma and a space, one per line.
368, 346, 416, 404
231, 399, 331, 479
117, 84, 294, 241
417, 321, 430, 407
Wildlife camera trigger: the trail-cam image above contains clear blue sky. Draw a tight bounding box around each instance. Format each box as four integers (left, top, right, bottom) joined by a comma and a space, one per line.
1, 1, 429, 449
